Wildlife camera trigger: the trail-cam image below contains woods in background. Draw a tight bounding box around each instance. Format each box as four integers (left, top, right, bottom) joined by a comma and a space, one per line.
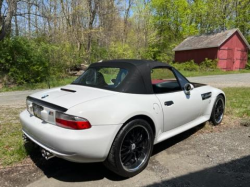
0, 0, 250, 85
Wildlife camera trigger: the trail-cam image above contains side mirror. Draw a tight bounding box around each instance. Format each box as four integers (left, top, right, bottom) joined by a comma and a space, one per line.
111, 79, 116, 83
184, 83, 194, 95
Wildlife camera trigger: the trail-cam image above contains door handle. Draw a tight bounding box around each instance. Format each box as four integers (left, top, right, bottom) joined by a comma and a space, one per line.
164, 101, 174, 106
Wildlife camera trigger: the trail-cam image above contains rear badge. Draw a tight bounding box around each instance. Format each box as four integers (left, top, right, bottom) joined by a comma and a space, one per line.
49, 111, 54, 116
41, 94, 49, 99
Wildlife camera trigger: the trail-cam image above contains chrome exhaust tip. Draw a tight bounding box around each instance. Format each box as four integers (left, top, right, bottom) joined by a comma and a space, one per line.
41, 148, 55, 160
22, 134, 30, 143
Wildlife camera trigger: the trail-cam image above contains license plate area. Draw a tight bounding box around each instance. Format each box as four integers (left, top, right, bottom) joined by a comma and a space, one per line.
33, 103, 44, 119
32, 103, 56, 124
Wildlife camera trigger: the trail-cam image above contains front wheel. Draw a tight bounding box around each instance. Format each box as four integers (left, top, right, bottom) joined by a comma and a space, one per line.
104, 119, 154, 178
210, 95, 225, 125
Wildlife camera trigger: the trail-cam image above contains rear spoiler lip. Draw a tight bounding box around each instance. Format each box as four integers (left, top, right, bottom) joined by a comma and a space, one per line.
27, 96, 68, 112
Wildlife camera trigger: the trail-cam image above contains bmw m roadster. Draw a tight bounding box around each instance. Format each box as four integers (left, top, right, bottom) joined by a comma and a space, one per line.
20, 59, 225, 177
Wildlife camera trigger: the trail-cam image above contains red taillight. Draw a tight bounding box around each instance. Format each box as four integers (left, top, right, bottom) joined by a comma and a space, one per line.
56, 112, 91, 130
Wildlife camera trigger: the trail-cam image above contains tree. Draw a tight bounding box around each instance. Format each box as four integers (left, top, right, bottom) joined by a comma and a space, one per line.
0, 0, 17, 41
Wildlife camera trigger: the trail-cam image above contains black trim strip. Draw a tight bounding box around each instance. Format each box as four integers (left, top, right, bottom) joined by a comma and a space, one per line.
27, 96, 68, 112
164, 101, 174, 106
61, 88, 76, 93
191, 82, 207, 88
201, 92, 212, 100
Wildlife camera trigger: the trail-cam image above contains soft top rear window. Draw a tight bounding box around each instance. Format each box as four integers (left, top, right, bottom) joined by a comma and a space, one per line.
72, 67, 128, 90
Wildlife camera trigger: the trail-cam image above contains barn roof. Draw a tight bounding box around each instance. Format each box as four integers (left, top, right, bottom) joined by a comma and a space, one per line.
173, 28, 250, 51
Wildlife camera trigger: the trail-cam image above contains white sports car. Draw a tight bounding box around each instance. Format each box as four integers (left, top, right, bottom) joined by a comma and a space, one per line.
20, 59, 225, 177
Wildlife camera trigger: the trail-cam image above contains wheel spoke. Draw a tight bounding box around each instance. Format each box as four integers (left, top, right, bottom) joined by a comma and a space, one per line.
121, 150, 131, 160
133, 152, 138, 162
135, 134, 142, 144
121, 146, 129, 152
123, 153, 133, 165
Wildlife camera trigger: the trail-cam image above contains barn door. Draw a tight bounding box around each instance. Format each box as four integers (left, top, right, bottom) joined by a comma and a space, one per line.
226, 48, 234, 70
236, 48, 248, 69
218, 48, 234, 70
234, 48, 240, 70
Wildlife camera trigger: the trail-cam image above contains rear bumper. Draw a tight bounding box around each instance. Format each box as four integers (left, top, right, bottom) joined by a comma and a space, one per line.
20, 110, 122, 163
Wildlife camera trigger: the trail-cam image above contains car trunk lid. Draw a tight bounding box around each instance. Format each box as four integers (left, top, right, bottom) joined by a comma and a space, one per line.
28, 84, 117, 109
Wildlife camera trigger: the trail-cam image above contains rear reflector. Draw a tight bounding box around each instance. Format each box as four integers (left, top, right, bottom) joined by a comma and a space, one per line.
56, 112, 91, 130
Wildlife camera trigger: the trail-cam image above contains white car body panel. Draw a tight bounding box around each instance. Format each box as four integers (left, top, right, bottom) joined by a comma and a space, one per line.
155, 89, 202, 131
21, 110, 122, 162
29, 84, 118, 109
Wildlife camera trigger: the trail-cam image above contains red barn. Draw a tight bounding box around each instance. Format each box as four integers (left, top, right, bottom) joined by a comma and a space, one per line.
174, 28, 250, 70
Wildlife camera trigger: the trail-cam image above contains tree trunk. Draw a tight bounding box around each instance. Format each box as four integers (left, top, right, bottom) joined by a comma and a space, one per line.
14, 1, 18, 36
123, 0, 132, 44
0, 0, 17, 41
35, 0, 38, 35
87, 0, 99, 62
0, 0, 3, 31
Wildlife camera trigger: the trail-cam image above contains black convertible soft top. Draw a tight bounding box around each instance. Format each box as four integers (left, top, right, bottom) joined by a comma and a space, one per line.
88, 59, 173, 94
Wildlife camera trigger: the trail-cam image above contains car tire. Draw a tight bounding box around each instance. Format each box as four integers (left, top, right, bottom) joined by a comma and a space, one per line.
210, 95, 225, 125
104, 119, 154, 178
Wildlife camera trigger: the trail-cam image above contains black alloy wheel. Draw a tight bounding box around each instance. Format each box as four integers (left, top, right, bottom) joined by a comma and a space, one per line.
104, 119, 154, 178
210, 95, 225, 125
120, 125, 150, 172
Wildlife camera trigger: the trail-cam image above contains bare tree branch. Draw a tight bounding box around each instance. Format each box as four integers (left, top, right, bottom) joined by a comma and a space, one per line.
15, 12, 46, 18
18, 0, 39, 7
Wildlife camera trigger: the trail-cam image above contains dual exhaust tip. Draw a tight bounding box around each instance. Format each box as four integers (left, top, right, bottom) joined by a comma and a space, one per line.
41, 148, 55, 160
22, 133, 55, 160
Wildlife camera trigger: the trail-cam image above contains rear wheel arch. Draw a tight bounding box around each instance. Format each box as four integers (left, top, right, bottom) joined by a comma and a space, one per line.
107, 115, 156, 158
123, 115, 156, 137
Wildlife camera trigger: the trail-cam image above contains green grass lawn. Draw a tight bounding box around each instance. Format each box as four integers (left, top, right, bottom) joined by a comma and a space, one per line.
0, 106, 27, 166
223, 87, 250, 118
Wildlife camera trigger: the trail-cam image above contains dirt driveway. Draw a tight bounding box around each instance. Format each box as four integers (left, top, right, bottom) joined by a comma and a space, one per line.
0, 73, 250, 187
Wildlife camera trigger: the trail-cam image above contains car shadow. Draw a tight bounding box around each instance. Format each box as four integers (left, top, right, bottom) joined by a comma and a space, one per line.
146, 155, 250, 187
152, 122, 206, 156
25, 144, 123, 182
25, 122, 206, 182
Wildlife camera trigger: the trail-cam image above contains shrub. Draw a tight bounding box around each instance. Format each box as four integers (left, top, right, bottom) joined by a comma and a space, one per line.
199, 58, 218, 71
0, 37, 49, 85
0, 37, 74, 85
170, 60, 199, 71
171, 58, 218, 72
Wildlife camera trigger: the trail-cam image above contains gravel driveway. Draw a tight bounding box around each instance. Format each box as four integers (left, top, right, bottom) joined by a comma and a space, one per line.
188, 73, 250, 88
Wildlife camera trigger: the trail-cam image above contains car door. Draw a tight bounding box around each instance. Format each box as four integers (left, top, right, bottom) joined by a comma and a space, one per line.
151, 68, 202, 132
